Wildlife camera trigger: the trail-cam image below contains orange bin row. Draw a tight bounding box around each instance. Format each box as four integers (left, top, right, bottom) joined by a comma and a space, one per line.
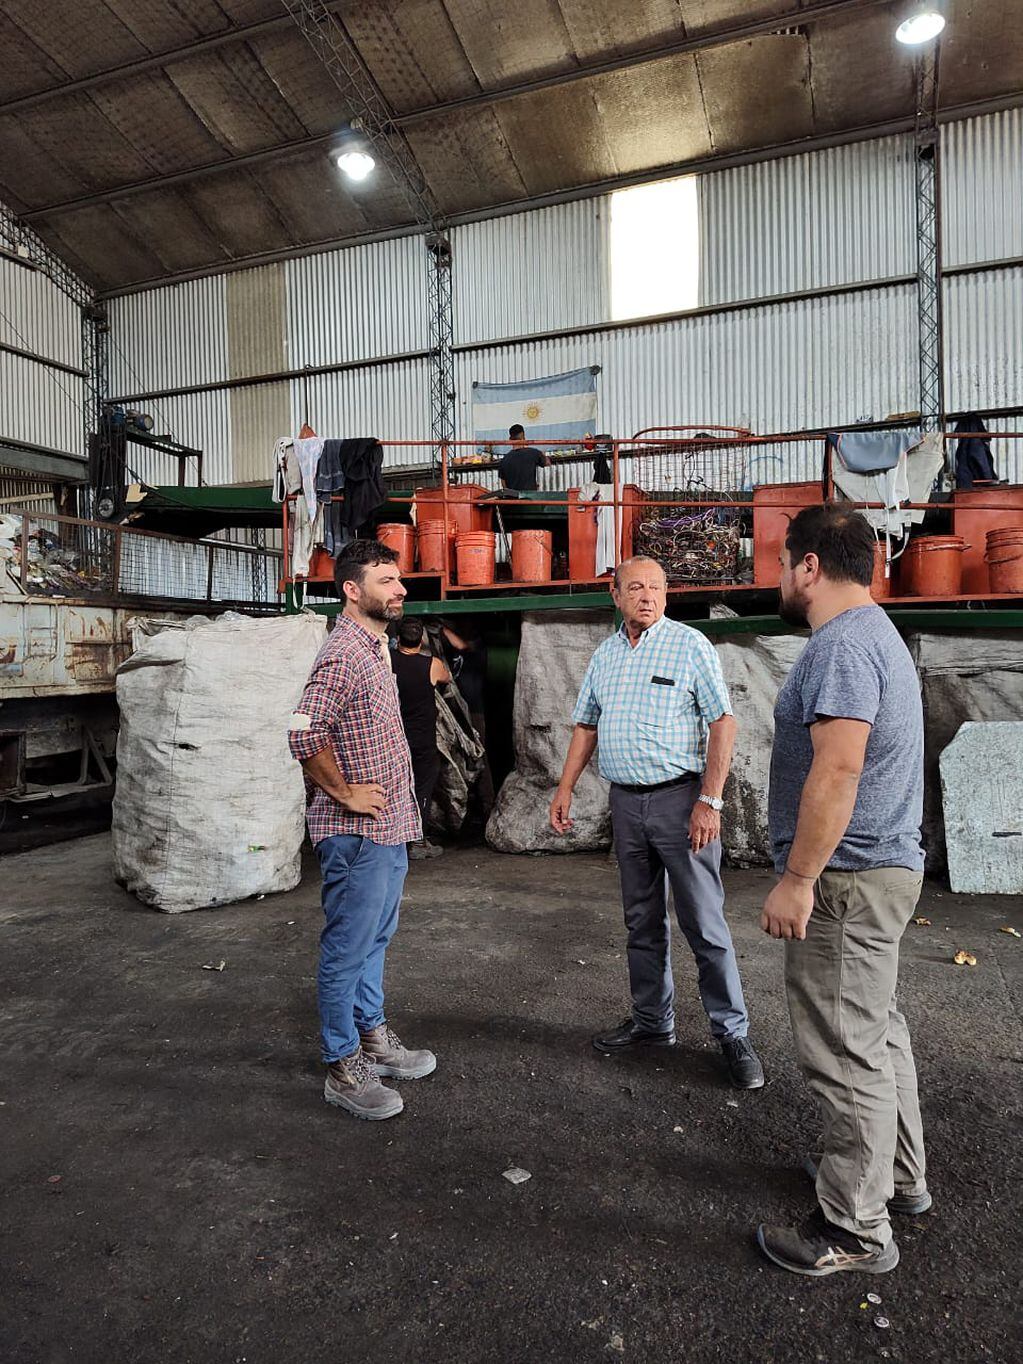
752, 481, 1023, 596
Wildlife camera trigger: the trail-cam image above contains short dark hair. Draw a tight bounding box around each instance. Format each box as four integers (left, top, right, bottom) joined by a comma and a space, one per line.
334, 538, 399, 595
397, 618, 424, 648
509, 423, 525, 439
784, 505, 874, 586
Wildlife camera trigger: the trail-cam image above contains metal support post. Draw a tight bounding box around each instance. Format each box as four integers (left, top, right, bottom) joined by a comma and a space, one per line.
914, 43, 945, 458
281, 0, 457, 452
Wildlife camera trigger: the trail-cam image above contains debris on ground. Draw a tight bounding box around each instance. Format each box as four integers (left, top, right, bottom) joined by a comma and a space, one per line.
999, 926, 1021, 938
874, 1316, 891, 1330
502, 1167, 531, 1185
953, 950, 978, 967
912, 916, 931, 926
201, 960, 227, 972
608, 1331, 625, 1353
867, 1292, 882, 1305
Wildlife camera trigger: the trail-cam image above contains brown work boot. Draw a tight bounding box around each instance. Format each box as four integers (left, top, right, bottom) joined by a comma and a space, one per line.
359, 1023, 437, 1080
323, 1048, 404, 1120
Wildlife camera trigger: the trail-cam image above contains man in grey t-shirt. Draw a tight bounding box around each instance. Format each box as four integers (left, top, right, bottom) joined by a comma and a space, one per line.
755, 505, 929, 1280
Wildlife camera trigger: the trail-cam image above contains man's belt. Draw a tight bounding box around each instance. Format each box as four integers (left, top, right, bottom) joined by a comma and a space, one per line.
610, 773, 698, 795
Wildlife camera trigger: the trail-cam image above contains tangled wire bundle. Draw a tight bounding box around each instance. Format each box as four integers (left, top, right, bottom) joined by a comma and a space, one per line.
633, 505, 741, 583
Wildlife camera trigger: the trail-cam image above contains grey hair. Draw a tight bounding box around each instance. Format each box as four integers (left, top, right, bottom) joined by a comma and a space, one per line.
612, 555, 667, 591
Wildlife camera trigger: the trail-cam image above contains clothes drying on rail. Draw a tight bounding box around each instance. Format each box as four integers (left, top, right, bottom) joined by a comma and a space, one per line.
829, 432, 944, 536
316, 438, 386, 555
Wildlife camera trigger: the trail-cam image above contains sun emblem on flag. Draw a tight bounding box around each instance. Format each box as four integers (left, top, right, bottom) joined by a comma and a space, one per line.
524, 402, 542, 421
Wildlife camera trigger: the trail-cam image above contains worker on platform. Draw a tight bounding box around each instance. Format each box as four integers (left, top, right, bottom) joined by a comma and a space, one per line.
756, 505, 929, 1278
392, 616, 450, 861
288, 539, 436, 1122
549, 555, 764, 1091
498, 423, 550, 492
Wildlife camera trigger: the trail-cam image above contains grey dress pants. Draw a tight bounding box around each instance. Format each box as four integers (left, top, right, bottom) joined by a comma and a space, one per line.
610, 779, 749, 1040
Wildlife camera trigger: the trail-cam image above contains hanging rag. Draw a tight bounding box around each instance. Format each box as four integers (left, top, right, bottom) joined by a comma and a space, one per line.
829, 430, 919, 475
271, 436, 321, 578
829, 432, 943, 536
428, 682, 486, 834
953, 413, 999, 488
293, 435, 324, 523
579, 481, 617, 575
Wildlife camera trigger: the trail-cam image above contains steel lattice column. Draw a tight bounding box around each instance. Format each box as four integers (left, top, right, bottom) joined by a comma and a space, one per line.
282, 0, 456, 453
914, 42, 945, 450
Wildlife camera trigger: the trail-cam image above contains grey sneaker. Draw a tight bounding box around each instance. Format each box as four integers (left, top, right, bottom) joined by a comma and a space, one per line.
803, 1152, 933, 1215
324, 1049, 404, 1120
756, 1209, 900, 1277
360, 1023, 437, 1080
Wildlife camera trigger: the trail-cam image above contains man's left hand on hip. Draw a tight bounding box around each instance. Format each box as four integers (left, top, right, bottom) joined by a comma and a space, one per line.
689, 801, 721, 853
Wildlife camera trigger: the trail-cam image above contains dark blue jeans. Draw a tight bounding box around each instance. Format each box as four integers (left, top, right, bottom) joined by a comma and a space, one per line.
315, 835, 408, 1063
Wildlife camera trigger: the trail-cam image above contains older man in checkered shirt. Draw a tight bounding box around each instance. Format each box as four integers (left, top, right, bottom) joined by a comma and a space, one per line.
289, 539, 436, 1122
551, 556, 764, 1090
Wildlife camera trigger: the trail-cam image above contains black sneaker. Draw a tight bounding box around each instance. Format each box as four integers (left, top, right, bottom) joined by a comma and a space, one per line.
803, 1152, 933, 1215
592, 1016, 676, 1054
721, 1036, 765, 1089
756, 1208, 899, 1277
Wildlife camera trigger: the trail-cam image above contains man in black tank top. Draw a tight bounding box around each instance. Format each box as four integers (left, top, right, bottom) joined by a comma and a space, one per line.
392, 619, 450, 859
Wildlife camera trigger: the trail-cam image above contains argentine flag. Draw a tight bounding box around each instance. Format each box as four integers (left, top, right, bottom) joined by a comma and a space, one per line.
471, 365, 600, 448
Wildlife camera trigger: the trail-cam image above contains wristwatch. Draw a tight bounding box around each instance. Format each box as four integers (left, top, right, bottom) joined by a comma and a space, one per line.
698, 794, 724, 812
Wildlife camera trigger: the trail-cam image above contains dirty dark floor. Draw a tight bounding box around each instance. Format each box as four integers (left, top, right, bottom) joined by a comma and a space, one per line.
1, 836, 1020, 1364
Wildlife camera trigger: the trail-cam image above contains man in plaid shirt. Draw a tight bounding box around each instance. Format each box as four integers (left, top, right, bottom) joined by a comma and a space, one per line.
550, 556, 764, 1090
289, 539, 436, 1121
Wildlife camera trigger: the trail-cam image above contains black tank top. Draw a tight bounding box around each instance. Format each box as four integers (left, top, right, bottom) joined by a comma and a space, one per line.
392, 650, 438, 755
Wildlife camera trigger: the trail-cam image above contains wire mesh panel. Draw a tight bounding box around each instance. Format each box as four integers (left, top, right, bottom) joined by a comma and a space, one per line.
3, 512, 281, 609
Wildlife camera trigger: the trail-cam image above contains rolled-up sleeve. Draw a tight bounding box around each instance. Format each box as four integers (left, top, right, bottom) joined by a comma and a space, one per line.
288, 656, 349, 761
571, 655, 601, 726
691, 636, 732, 721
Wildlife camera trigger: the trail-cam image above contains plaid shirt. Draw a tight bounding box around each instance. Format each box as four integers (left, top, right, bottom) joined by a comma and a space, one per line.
288, 614, 421, 846
571, 614, 732, 785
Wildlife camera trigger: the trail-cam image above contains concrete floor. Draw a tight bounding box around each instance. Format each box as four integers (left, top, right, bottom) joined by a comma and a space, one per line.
1, 836, 1020, 1364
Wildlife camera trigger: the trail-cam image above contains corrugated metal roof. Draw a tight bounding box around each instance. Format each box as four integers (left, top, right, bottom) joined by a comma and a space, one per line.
2, 1, 1019, 290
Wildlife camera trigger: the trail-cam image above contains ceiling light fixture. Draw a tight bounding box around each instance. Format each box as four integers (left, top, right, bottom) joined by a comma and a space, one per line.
337, 150, 375, 181
895, 4, 946, 45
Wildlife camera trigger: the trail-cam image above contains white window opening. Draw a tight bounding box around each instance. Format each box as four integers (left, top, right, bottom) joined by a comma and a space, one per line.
609, 176, 699, 321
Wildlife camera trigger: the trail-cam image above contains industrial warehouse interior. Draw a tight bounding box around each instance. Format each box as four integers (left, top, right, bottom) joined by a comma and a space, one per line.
1, 2, 1021, 1361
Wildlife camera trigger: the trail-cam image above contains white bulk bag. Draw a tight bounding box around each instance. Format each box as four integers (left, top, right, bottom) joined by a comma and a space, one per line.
113, 611, 327, 911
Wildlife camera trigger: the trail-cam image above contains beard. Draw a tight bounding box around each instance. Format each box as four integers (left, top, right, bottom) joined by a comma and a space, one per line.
360, 594, 404, 623
777, 589, 809, 628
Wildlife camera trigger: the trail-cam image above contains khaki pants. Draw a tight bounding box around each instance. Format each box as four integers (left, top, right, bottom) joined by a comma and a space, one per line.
785, 867, 927, 1249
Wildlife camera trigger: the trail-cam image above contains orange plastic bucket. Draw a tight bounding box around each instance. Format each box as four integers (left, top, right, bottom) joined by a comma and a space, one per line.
416, 519, 451, 574
376, 523, 414, 573
511, 529, 553, 583
870, 541, 893, 600
901, 535, 968, 597
455, 530, 496, 586
985, 528, 1023, 593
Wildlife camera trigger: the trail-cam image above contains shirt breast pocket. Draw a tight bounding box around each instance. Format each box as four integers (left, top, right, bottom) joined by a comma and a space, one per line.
643, 678, 679, 726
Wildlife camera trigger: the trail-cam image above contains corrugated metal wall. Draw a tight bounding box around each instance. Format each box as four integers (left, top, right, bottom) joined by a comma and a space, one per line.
106, 275, 228, 393
99, 111, 1023, 486
699, 137, 916, 305
286, 236, 429, 366
452, 199, 609, 345
942, 108, 1023, 268
1, 256, 86, 456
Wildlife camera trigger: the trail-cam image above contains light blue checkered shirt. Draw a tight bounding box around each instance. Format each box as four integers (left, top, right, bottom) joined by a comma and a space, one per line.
571, 615, 732, 785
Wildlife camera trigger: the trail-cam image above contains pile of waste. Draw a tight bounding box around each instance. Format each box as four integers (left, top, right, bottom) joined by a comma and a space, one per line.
0, 515, 107, 595
633, 503, 743, 583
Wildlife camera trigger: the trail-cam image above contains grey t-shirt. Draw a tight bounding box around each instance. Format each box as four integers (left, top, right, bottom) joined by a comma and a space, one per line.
769, 605, 924, 873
